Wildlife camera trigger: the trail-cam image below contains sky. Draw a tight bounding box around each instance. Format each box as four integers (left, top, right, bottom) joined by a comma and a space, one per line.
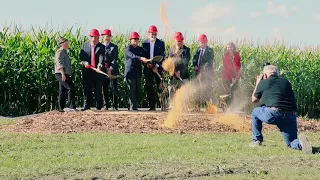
0, 0, 319, 46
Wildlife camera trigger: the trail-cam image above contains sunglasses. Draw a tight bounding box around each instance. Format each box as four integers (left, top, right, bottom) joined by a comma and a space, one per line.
132, 38, 139, 40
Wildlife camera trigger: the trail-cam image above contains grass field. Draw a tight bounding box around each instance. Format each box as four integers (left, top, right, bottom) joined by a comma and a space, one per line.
0, 123, 319, 179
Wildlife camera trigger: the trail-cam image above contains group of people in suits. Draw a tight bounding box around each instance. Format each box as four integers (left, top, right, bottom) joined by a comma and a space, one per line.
54, 25, 241, 112
54, 28, 121, 112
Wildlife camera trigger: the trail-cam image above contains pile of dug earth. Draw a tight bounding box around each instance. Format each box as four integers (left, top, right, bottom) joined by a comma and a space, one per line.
1, 110, 319, 134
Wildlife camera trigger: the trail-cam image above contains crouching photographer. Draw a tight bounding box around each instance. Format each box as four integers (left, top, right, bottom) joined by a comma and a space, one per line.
250, 65, 313, 154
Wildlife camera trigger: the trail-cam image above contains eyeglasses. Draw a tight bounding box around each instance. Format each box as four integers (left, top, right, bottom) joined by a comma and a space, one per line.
59, 41, 68, 45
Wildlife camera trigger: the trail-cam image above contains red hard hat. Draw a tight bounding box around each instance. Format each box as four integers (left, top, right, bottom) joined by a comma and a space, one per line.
89, 29, 100, 37
199, 34, 208, 43
102, 29, 112, 36
174, 32, 184, 41
130, 32, 140, 39
148, 25, 158, 33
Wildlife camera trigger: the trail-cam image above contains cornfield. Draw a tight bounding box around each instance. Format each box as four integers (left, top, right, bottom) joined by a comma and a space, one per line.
0, 26, 319, 118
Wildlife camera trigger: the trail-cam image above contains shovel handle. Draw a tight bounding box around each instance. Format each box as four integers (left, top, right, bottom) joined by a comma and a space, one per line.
155, 72, 163, 80
179, 77, 185, 84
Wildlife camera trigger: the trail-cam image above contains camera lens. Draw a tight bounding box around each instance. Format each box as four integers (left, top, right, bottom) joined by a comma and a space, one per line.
263, 62, 271, 66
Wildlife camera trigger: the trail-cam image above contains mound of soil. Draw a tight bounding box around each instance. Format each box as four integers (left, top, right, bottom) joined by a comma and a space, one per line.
2, 110, 319, 134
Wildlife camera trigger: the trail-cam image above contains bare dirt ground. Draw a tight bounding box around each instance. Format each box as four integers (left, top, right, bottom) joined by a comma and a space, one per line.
1, 110, 319, 134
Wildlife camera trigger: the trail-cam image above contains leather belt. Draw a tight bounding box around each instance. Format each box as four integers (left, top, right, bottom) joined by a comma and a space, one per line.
270, 107, 297, 115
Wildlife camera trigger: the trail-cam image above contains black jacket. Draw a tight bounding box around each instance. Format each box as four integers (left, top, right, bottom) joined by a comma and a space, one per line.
103, 42, 119, 75
79, 42, 105, 70
166, 45, 191, 79
142, 38, 166, 73
124, 45, 146, 78
192, 46, 214, 71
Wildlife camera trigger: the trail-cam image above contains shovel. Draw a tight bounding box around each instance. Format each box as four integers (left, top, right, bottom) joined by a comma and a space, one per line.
88, 65, 123, 79
146, 55, 163, 63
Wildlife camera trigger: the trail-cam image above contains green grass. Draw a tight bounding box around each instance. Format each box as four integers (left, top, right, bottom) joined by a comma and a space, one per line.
0, 130, 319, 179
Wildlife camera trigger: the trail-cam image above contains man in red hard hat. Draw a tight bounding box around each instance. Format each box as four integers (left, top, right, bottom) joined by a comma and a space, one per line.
101, 29, 120, 110
124, 32, 150, 110
192, 34, 214, 111
193, 34, 214, 75
166, 32, 190, 108
79, 29, 105, 111
142, 25, 166, 111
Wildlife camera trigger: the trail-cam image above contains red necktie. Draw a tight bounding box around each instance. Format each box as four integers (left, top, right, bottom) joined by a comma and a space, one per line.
91, 45, 96, 68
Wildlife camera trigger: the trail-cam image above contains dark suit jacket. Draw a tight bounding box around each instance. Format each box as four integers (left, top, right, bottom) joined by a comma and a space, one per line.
192, 46, 214, 70
166, 45, 191, 79
79, 42, 105, 70
142, 38, 165, 73
104, 42, 119, 75
124, 44, 147, 78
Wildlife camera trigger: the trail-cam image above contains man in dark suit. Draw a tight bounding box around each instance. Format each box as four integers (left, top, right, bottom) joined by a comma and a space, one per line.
79, 29, 105, 111
142, 25, 166, 111
101, 29, 120, 110
166, 32, 191, 108
192, 34, 214, 111
124, 32, 150, 110
193, 34, 214, 75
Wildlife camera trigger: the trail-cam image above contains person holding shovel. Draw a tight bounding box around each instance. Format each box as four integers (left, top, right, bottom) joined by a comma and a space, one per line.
54, 37, 77, 112
193, 34, 214, 75
124, 32, 150, 110
101, 29, 120, 110
192, 34, 214, 111
79, 29, 105, 111
166, 32, 191, 108
222, 42, 241, 99
142, 25, 166, 111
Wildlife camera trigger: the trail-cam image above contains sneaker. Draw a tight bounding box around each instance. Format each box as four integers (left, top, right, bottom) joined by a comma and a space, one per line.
249, 140, 262, 148
298, 133, 312, 154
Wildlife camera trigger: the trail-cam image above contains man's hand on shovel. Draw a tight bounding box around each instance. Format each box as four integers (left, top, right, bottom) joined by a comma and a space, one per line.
140, 57, 151, 63
83, 62, 90, 69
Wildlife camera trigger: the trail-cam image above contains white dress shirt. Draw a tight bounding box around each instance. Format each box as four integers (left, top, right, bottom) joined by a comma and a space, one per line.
150, 40, 155, 60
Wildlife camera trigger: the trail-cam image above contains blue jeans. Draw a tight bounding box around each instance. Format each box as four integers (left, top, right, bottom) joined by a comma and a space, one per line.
251, 106, 300, 149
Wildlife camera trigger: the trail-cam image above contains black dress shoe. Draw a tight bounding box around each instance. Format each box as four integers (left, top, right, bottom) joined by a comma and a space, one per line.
149, 107, 156, 111
81, 107, 90, 111
58, 109, 65, 112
